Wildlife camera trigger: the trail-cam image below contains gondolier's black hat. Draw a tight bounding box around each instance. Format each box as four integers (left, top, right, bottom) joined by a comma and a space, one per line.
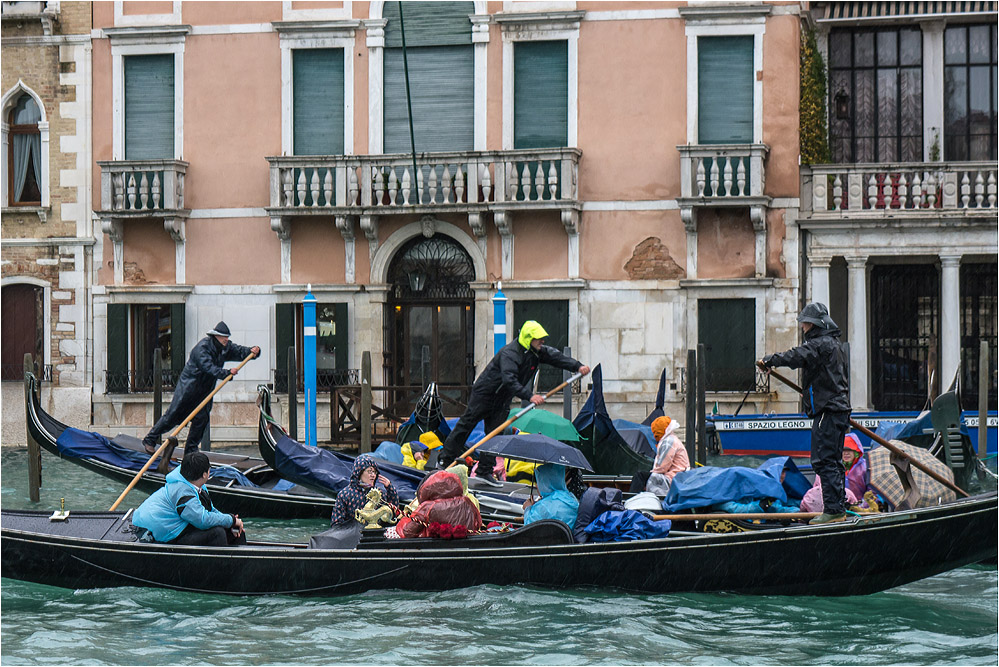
207, 321, 231, 337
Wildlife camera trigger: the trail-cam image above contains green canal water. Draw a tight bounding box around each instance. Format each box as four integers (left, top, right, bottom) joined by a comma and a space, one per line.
2, 447, 996, 666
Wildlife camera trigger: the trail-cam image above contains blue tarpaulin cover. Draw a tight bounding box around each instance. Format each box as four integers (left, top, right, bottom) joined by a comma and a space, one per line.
663, 457, 808, 511
372, 441, 405, 464
272, 435, 422, 502
583, 510, 671, 542
207, 466, 255, 487
612, 419, 656, 456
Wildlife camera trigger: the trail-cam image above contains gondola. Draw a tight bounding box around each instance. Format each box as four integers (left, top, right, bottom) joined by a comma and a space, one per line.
24, 372, 334, 519
2, 490, 995, 597
256, 386, 530, 520
572, 364, 656, 476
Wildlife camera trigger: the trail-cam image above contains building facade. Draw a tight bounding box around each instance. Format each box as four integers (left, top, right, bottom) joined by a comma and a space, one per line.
1, 0, 93, 444
802, 1, 997, 413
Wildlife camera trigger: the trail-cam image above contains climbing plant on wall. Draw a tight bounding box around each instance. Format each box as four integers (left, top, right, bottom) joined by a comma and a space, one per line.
800, 29, 830, 165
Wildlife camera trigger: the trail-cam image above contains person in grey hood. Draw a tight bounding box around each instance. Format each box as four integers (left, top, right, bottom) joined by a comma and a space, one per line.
761, 303, 851, 525
142, 321, 259, 455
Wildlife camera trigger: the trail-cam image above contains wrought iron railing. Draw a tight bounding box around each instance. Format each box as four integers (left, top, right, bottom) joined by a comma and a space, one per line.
105, 370, 181, 394
274, 368, 360, 394
2, 363, 51, 382
676, 366, 770, 396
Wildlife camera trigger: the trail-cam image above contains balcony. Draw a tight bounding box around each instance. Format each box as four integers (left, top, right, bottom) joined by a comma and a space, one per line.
802, 161, 998, 219
677, 144, 771, 228
1, 1, 59, 34
265, 148, 582, 240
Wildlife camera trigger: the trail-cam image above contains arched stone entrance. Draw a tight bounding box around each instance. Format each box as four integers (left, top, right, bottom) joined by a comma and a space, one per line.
386, 233, 476, 401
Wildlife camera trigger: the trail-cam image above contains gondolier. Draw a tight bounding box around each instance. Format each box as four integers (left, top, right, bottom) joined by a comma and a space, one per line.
142, 321, 260, 455
761, 303, 851, 525
436, 320, 590, 485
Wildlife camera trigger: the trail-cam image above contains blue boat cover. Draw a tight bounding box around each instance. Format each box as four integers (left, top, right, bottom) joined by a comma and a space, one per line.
54, 427, 257, 487
613, 419, 656, 456
446, 417, 485, 443
663, 456, 807, 511
372, 441, 405, 464
583, 510, 671, 542
272, 435, 422, 502
571, 365, 654, 475
758, 456, 811, 500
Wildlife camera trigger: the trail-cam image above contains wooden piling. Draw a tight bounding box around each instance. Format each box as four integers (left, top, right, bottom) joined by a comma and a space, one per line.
288, 346, 298, 441
696, 343, 707, 466
562, 346, 573, 421
979, 340, 989, 461
361, 351, 372, 454
153, 348, 163, 425
685, 348, 696, 464
24, 353, 41, 502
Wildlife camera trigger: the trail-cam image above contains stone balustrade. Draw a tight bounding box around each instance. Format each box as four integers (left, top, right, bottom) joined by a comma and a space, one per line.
804, 161, 997, 216
97, 160, 189, 215
265, 148, 581, 214
678, 144, 770, 202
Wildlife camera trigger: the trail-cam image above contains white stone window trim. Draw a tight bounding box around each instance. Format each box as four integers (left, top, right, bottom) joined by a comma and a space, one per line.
278, 30, 356, 157
500, 14, 581, 150
684, 22, 766, 145
109, 30, 187, 160
367, 0, 488, 154
113, 0, 182, 27
282, 0, 353, 22
1, 80, 50, 211
1, 276, 51, 368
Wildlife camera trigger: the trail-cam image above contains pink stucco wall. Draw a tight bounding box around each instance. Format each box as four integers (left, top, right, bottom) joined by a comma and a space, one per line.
122, 1, 173, 16
696, 209, 756, 279
513, 213, 567, 280
122, 220, 175, 284
762, 14, 801, 198
580, 210, 687, 281
765, 207, 787, 278
183, 2, 281, 24
185, 218, 280, 285
290, 218, 347, 285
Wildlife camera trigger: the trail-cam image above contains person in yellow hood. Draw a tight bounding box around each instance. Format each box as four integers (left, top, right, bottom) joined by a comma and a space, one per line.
436, 320, 589, 486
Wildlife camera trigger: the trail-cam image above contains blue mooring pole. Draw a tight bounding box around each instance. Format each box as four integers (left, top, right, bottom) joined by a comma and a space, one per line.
303, 284, 317, 447
492, 283, 507, 354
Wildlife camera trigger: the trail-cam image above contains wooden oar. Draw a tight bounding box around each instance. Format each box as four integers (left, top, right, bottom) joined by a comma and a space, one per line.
109, 352, 257, 511
651, 512, 819, 521
757, 361, 968, 498
458, 371, 585, 459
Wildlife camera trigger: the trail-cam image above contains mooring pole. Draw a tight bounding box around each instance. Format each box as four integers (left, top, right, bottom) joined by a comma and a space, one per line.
685, 348, 697, 465
696, 342, 707, 466
563, 346, 573, 421
361, 351, 372, 454
979, 340, 989, 461
303, 284, 317, 447
152, 348, 163, 425
288, 345, 298, 441
25, 353, 41, 502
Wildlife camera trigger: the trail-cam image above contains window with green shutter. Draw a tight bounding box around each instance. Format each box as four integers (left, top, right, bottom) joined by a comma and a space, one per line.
276, 302, 350, 392
106, 304, 129, 393
105, 303, 185, 394
697, 36, 754, 145
293, 48, 345, 156
513, 300, 570, 393
124, 54, 174, 159
382, 2, 474, 153
514, 40, 568, 149
698, 299, 755, 391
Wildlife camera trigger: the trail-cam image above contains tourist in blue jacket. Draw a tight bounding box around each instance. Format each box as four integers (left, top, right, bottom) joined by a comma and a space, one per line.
142, 321, 259, 455
132, 451, 245, 546
523, 463, 579, 526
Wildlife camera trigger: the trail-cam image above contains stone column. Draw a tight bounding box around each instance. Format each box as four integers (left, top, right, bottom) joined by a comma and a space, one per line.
364, 19, 387, 154
920, 21, 945, 160
939, 254, 962, 389
809, 256, 831, 307
847, 256, 870, 410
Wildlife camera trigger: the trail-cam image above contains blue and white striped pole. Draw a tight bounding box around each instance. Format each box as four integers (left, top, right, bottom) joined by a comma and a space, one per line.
492, 282, 507, 354
303, 284, 317, 447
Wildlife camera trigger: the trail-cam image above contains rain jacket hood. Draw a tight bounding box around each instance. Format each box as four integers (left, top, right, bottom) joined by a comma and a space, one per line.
524, 463, 579, 526
132, 466, 234, 543
329, 454, 399, 525
518, 321, 549, 350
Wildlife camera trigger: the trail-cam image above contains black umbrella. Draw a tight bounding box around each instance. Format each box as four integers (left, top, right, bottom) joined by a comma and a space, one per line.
476, 433, 594, 472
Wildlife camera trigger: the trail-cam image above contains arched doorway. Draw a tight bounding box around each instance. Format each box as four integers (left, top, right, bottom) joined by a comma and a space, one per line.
386, 234, 475, 407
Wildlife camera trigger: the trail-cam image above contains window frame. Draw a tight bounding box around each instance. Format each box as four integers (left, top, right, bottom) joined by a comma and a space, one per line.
1, 81, 49, 210
943, 23, 998, 162
7, 96, 42, 206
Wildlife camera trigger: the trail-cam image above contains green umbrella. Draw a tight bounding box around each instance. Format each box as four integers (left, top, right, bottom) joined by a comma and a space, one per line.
507, 407, 580, 442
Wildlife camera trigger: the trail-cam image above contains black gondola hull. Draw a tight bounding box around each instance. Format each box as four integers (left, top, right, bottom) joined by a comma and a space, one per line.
3, 493, 995, 597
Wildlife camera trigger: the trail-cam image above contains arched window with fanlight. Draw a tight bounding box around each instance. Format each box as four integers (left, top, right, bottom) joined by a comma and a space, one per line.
7, 93, 42, 206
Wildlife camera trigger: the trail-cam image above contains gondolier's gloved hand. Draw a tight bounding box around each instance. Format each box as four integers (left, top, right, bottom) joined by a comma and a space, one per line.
760, 355, 776, 369
251, 346, 260, 358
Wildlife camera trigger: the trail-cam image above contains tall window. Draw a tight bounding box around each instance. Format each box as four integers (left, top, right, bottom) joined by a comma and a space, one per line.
106, 303, 185, 393
276, 302, 350, 392
293, 48, 345, 156
514, 40, 569, 149
829, 28, 922, 163
944, 24, 998, 161
7, 93, 41, 205
124, 54, 174, 159
697, 36, 754, 145
698, 299, 755, 391
513, 300, 570, 392
383, 2, 474, 153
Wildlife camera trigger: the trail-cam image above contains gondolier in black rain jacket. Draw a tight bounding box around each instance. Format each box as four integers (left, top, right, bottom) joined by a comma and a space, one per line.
762, 303, 851, 524
437, 320, 590, 484
142, 321, 259, 455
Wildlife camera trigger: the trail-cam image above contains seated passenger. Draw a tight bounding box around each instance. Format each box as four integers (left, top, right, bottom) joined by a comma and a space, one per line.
132, 451, 245, 546
523, 464, 579, 526
401, 440, 429, 470
330, 454, 400, 527
395, 470, 482, 538
800, 434, 867, 513
630, 416, 689, 496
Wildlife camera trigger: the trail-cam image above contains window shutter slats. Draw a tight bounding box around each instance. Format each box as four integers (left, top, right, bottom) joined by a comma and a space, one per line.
514, 41, 568, 149
293, 49, 345, 156
698, 37, 754, 145
107, 304, 128, 383
124, 54, 174, 159
383, 2, 473, 48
